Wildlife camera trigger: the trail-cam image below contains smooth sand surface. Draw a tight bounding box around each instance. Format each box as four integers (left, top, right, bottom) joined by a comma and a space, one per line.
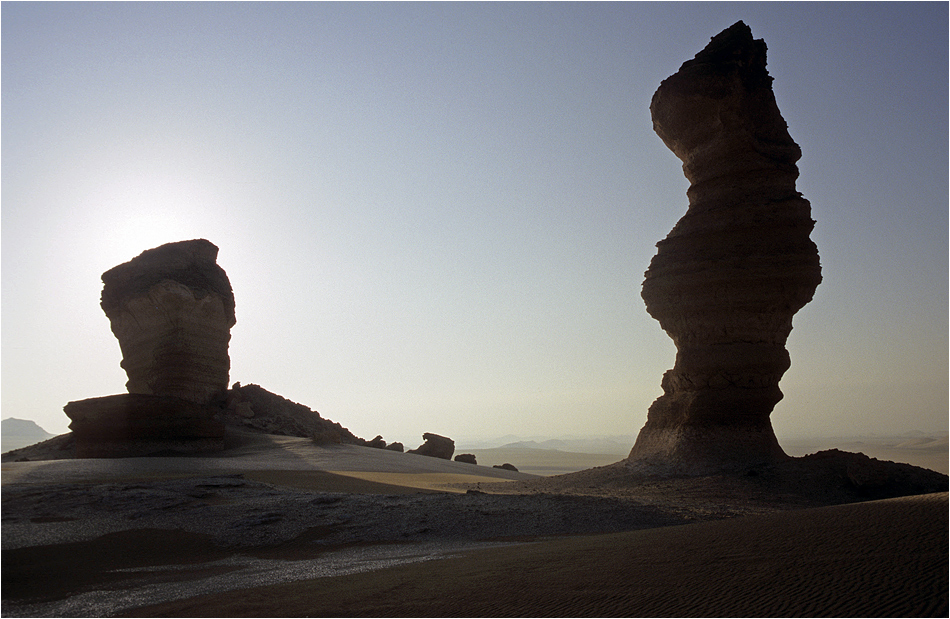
459, 446, 624, 476
2, 430, 536, 493
125, 492, 948, 618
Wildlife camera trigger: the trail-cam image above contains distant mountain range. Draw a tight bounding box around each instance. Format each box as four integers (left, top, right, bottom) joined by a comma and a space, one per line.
2, 418, 55, 453
459, 435, 636, 455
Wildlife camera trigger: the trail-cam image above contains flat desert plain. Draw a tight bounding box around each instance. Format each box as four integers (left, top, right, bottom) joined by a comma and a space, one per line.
2, 429, 947, 617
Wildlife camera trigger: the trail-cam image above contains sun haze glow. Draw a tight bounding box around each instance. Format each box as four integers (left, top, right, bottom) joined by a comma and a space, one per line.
2, 3, 947, 448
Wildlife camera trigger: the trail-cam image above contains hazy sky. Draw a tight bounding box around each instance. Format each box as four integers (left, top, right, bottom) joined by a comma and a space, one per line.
3, 2, 947, 447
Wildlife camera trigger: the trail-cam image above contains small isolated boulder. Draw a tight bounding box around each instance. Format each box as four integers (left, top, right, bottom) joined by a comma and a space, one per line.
493, 463, 519, 472
408, 432, 454, 460
454, 453, 477, 465
385, 442, 405, 453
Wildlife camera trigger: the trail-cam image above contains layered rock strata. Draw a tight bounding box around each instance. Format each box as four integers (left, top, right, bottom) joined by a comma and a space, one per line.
65, 394, 224, 458
629, 22, 821, 472
100, 239, 236, 404
66, 239, 234, 457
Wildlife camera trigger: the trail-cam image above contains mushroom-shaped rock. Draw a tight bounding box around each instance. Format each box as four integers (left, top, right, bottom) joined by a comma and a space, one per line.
629, 22, 821, 473
100, 239, 236, 405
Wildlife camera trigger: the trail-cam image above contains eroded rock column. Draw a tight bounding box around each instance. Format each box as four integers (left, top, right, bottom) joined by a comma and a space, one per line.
628, 22, 821, 472
100, 239, 236, 404
65, 239, 234, 457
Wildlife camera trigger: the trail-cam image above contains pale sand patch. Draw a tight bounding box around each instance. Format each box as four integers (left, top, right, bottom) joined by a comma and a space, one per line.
460, 446, 623, 476
1, 430, 536, 491
326, 470, 521, 493
241, 469, 444, 495
127, 492, 949, 618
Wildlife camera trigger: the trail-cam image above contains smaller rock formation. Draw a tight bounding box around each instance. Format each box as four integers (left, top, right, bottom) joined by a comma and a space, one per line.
493, 463, 519, 472
408, 433, 455, 460
366, 435, 388, 449
385, 442, 405, 453
222, 383, 364, 445
455, 453, 477, 465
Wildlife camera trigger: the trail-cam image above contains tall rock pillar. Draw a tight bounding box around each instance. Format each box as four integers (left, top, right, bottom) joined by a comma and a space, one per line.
629, 22, 822, 472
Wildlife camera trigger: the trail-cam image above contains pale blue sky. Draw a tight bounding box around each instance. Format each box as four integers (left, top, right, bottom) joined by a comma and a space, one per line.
2, 2, 947, 446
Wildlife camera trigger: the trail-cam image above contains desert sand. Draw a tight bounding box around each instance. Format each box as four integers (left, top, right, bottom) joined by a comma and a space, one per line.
124, 493, 948, 618
3, 428, 948, 617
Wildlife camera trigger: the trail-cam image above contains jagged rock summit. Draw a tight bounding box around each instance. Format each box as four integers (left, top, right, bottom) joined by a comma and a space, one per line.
629, 22, 822, 473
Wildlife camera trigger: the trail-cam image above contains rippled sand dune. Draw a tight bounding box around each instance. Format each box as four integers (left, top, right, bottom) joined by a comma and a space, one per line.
125, 493, 949, 618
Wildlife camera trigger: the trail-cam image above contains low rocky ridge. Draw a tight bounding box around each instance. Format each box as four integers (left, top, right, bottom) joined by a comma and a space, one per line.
3, 383, 436, 462
221, 383, 366, 446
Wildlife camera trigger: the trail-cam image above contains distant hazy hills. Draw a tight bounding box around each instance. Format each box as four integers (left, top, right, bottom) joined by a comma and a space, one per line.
458, 436, 635, 455
2, 418, 55, 453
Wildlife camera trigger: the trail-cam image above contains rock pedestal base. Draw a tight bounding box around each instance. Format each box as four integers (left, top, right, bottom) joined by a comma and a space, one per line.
65, 394, 224, 458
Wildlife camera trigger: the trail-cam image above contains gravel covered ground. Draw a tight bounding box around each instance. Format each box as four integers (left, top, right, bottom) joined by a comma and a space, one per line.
3, 474, 690, 617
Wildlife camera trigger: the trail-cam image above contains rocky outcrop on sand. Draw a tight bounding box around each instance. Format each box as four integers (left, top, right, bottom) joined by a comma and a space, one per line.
222, 383, 365, 446
65, 240, 234, 457
455, 453, 477, 465
18, 240, 412, 459
629, 22, 822, 473
408, 433, 455, 460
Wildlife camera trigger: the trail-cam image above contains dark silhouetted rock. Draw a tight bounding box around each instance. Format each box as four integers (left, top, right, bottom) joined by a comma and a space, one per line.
408, 433, 455, 460
65, 240, 236, 458
64, 394, 225, 458
385, 442, 405, 453
629, 22, 821, 473
366, 435, 388, 449
455, 453, 477, 465
222, 383, 364, 445
100, 239, 236, 405
493, 463, 518, 472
